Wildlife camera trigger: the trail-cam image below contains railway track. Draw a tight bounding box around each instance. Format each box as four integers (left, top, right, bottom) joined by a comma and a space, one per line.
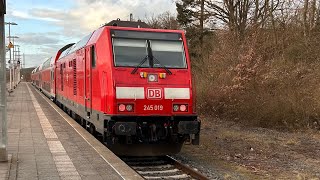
121, 156, 209, 180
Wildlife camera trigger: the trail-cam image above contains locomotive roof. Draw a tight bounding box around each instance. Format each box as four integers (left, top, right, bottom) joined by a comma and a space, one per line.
41, 57, 52, 70
56, 24, 185, 60
105, 19, 150, 28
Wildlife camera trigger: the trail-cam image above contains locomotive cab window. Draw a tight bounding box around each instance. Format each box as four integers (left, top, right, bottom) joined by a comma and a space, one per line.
151, 40, 186, 68
91, 46, 96, 68
113, 39, 148, 67
112, 30, 187, 69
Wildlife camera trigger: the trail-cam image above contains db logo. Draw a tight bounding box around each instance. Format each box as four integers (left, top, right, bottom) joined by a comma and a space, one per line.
147, 88, 162, 99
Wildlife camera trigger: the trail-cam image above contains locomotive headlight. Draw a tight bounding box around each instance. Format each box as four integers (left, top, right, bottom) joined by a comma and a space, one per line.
180, 105, 187, 112
126, 104, 133, 111
173, 105, 179, 112
173, 104, 188, 112
148, 74, 158, 82
119, 104, 126, 112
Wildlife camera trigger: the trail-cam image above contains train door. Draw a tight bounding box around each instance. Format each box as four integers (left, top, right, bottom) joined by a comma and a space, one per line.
102, 71, 107, 113
39, 74, 42, 89
60, 63, 63, 91
85, 46, 94, 116
51, 68, 54, 95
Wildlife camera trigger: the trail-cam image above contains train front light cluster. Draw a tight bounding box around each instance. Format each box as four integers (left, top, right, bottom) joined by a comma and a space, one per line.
126, 104, 133, 111
159, 73, 166, 79
140, 72, 147, 78
148, 74, 158, 82
118, 104, 134, 112
139, 72, 167, 79
173, 104, 188, 112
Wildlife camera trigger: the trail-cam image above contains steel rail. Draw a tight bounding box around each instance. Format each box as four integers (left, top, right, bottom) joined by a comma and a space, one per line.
122, 156, 209, 180
166, 155, 209, 180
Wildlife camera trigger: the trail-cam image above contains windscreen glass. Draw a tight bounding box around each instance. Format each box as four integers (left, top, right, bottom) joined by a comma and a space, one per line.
112, 30, 187, 69
113, 39, 148, 67
151, 40, 186, 68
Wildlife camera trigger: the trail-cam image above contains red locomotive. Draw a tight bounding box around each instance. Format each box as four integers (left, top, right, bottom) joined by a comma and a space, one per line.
31, 20, 200, 156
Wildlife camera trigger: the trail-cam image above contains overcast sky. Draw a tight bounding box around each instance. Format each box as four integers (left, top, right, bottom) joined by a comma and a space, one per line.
5, 0, 176, 68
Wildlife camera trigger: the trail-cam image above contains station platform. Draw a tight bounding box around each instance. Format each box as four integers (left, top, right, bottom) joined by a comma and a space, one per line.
3, 82, 142, 180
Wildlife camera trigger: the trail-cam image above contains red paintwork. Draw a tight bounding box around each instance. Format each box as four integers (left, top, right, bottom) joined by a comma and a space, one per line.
31, 65, 42, 88
33, 26, 195, 117
31, 58, 54, 97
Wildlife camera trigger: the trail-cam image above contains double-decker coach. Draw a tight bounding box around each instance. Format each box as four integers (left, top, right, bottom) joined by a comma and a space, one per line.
39, 57, 55, 100
31, 69, 35, 85
32, 65, 41, 89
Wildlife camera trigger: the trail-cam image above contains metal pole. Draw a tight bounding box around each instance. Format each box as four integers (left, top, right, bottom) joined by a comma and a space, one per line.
8, 24, 11, 90
130, 13, 133, 21
18, 46, 20, 84
0, 11, 8, 162
12, 37, 14, 88
8, 36, 19, 88
5, 23, 17, 90
23, 53, 25, 69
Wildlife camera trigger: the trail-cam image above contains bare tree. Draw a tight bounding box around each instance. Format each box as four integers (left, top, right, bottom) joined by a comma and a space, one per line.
303, 0, 310, 36
176, 0, 213, 46
146, 12, 179, 30
207, 0, 279, 40
316, 0, 320, 28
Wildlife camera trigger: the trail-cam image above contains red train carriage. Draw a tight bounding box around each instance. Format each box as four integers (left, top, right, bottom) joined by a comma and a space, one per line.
49, 20, 200, 156
31, 69, 36, 85
32, 65, 41, 89
39, 57, 55, 100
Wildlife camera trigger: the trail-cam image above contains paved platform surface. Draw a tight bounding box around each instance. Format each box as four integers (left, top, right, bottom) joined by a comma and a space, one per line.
5, 82, 142, 180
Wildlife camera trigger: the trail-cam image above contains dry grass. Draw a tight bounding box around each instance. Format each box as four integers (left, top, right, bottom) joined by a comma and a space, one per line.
193, 29, 320, 130
180, 117, 320, 179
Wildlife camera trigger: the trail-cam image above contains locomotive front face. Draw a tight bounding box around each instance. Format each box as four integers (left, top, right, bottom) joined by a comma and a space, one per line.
106, 28, 200, 148
111, 30, 193, 115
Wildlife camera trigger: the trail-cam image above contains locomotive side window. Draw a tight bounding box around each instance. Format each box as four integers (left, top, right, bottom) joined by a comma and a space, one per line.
51, 71, 53, 81
91, 46, 96, 68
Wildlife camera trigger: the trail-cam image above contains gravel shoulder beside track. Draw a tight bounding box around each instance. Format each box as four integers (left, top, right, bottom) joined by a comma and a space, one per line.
173, 117, 320, 179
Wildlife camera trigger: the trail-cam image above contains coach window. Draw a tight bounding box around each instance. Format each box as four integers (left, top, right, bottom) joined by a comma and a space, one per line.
91, 46, 96, 68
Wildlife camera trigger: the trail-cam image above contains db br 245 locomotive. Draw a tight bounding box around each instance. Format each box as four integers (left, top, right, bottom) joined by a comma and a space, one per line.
31, 20, 200, 156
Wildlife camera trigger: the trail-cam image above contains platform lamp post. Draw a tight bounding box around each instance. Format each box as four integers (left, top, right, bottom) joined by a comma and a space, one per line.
0, 0, 8, 162
8, 36, 18, 88
5, 22, 17, 91
14, 45, 20, 85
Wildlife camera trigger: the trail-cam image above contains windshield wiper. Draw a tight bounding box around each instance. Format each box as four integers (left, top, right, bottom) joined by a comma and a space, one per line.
152, 56, 172, 75
131, 40, 172, 75
130, 55, 173, 75
131, 55, 148, 74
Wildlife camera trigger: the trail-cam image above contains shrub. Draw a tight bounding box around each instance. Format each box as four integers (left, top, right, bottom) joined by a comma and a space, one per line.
194, 30, 320, 130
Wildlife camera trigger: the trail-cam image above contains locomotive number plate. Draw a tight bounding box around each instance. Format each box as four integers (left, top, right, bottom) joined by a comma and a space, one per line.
143, 105, 164, 111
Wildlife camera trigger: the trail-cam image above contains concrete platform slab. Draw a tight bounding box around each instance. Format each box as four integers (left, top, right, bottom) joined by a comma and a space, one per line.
6, 82, 142, 180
